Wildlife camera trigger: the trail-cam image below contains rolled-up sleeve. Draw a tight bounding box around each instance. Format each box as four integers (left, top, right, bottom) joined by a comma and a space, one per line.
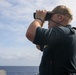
33, 27, 66, 45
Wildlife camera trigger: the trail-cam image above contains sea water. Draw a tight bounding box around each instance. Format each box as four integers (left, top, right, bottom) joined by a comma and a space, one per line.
0, 66, 39, 75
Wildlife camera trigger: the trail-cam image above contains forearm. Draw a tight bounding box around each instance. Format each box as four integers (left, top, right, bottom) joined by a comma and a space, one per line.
26, 19, 44, 42
26, 10, 46, 42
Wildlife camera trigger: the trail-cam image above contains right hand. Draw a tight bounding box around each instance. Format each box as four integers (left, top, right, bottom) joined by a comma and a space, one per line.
35, 10, 47, 21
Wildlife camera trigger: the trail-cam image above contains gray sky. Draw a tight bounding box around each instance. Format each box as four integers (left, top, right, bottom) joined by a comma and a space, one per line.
0, 0, 76, 66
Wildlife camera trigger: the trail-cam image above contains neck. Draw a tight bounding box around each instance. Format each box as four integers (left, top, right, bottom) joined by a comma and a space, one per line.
50, 19, 64, 26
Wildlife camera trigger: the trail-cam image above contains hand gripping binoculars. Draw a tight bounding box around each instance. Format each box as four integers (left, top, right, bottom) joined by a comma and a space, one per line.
33, 12, 54, 21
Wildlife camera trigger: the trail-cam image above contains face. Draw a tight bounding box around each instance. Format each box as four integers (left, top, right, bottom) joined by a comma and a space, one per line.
48, 13, 60, 28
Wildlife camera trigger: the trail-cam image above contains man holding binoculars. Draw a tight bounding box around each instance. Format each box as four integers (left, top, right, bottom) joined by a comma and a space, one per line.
26, 5, 76, 75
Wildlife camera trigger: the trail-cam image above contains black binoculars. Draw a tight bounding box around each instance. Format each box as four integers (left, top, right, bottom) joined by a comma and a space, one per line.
33, 12, 54, 21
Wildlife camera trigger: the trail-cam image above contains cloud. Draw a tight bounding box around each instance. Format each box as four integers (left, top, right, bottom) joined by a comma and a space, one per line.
0, 46, 42, 66
0, 0, 12, 9
0, 46, 42, 59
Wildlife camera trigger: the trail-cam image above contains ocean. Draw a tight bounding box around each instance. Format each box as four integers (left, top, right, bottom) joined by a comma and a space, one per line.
0, 66, 39, 75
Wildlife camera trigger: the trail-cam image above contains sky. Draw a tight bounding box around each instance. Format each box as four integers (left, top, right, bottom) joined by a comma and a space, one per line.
0, 0, 76, 66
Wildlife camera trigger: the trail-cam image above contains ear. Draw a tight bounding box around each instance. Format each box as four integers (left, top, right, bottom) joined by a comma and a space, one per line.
58, 15, 65, 22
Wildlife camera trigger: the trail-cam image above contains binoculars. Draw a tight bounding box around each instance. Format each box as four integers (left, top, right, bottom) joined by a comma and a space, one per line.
33, 12, 54, 21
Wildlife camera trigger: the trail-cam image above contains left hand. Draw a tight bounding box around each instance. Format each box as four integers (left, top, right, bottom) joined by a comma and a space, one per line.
35, 10, 47, 21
